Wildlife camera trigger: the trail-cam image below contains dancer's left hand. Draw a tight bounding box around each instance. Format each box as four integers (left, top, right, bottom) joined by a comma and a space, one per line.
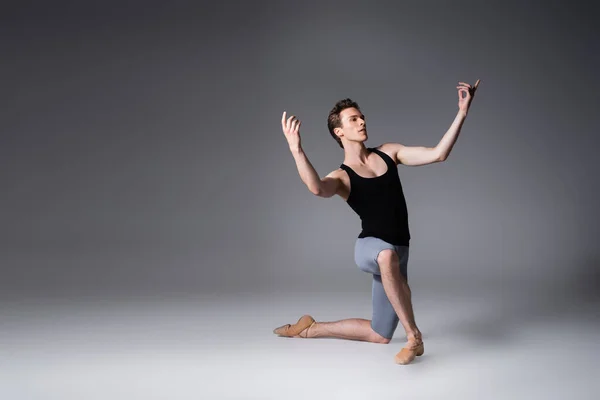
457, 79, 480, 115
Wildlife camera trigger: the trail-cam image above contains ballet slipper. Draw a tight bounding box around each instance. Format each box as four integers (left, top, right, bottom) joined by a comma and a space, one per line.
273, 315, 315, 338
394, 340, 425, 365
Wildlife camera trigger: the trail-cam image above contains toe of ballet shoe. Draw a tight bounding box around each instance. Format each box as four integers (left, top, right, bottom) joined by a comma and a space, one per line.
394, 343, 424, 365
273, 324, 291, 335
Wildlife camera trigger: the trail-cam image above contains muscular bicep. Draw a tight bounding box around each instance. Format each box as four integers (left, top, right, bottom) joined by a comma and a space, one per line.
316, 175, 341, 198
383, 143, 442, 166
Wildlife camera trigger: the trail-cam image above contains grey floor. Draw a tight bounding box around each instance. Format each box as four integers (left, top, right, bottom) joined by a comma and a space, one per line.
2, 286, 599, 400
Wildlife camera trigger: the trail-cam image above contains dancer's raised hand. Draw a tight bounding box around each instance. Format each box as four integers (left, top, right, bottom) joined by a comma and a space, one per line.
281, 111, 302, 150
457, 79, 480, 115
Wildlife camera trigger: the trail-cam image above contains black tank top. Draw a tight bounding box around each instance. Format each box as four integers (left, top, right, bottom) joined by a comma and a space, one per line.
340, 148, 410, 246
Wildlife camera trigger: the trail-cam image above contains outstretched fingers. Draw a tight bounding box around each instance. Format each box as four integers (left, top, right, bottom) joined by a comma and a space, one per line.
281, 111, 302, 134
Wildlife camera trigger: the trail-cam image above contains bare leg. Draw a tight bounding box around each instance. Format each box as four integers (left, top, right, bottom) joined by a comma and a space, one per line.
377, 249, 424, 364
377, 249, 421, 340
276, 317, 390, 344
306, 318, 389, 343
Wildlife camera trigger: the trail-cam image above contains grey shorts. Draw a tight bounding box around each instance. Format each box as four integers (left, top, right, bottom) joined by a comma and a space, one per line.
354, 237, 409, 339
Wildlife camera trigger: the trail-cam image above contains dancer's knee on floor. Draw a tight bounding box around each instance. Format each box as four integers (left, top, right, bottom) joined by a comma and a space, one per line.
370, 329, 391, 344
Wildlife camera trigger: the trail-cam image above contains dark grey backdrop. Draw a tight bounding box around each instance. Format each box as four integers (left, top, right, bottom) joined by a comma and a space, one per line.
2, 1, 598, 300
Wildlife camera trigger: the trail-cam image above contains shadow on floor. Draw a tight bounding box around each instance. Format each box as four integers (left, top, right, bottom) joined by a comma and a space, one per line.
392, 257, 600, 348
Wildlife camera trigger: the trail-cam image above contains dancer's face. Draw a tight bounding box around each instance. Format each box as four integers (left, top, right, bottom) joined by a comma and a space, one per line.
336, 107, 367, 143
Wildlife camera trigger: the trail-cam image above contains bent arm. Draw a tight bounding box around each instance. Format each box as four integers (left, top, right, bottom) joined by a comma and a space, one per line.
384, 109, 467, 166
290, 147, 338, 197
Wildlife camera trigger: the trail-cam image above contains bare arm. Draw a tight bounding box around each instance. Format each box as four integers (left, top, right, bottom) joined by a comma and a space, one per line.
388, 110, 466, 166
281, 111, 340, 198
384, 79, 480, 166
289, 148, 340, 197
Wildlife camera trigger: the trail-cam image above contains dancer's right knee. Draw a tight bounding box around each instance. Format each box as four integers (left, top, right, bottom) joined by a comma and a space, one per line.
377, 249, 399, 271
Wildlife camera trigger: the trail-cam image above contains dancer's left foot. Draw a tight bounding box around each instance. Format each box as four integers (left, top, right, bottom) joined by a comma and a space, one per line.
394, 334, 424, 365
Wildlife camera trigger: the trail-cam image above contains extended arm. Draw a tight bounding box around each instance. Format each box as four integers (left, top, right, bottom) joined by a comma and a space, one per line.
384, 80, 480, 166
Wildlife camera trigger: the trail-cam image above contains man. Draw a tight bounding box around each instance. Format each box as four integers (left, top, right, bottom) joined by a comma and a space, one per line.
273, 80, 480, 365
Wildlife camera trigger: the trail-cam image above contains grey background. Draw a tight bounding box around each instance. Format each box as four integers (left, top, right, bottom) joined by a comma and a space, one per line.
2, 0, 598, 301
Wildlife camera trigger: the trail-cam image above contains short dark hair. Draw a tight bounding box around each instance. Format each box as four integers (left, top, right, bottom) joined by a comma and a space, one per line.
327, 98, 361, 149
